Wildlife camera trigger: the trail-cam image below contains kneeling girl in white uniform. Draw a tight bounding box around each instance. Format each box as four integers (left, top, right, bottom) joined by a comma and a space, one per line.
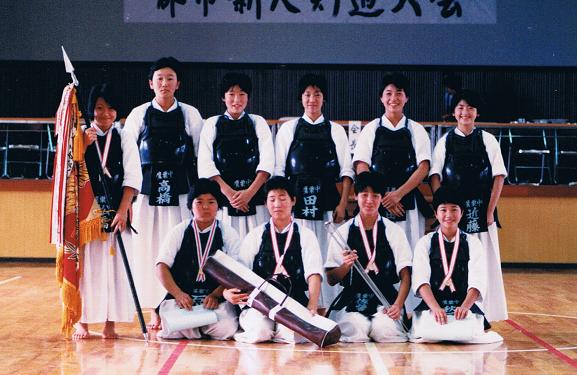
410, 187, 503, 344
325, 172, 413, 343
224, 176, 324, 344
155, 179, 240, 340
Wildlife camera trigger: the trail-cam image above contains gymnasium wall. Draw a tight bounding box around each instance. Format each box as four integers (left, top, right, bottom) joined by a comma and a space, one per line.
2, 1, 577, 66
2, 61, 577, 123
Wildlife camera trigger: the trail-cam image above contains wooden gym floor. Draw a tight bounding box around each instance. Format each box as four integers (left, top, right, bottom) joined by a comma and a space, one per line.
1, 263, 576, 375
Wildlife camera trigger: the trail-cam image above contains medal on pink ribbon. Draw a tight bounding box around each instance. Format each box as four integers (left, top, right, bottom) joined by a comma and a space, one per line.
438, 229, 460, 292
358, 216, 380, 274
270, 219, 294, 276
193, 219, 217, 282
93, 124, 113, 178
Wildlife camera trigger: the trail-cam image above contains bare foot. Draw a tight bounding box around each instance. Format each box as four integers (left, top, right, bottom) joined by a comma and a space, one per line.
148, 311, 162, 330
72, 323, 91, 340
102, 321, 119, 339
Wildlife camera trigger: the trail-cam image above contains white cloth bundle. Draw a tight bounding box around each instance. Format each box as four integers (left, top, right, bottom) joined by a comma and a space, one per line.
410, 310, 503, 344
159, 299, 218, 334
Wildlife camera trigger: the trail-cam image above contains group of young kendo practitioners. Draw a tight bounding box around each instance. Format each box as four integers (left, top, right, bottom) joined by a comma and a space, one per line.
73, 56, 507, 345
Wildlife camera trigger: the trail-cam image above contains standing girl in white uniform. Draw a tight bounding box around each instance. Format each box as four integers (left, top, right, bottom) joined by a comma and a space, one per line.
198, 73, 274, 239
430, 90, 508, 322
73, 84, 142, 339
123, 57, 204, 329
353, 73, 432, 311
274, 74, 354, 308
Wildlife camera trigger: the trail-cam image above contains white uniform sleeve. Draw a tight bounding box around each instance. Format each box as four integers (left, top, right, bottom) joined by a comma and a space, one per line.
351, 119, 379, 166
331, 122, 354, 179
482, 131, 508, 177
220, 221, 241, 261
409, 120, 432, 165
197, 116, 219, 178
180, 103, 204, 156
252, 114, 275, 175
411, 233, 434, 296
299, 226, 324, 282
122, 103, 148, 147
465, 234, 487, 303
324, 219, 352, 268
273, 120, 297, 176
156, 220, 189, 268
429, 133, 448, 178
238, 224, 265, 269
119, 125, 143, 193
383, 219, 413, 274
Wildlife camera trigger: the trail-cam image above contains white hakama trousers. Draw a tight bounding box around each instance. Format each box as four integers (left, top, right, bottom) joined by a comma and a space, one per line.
390, 207, 425, 313
294, 211, 339, 309
79, 232, 135, 324
158, 302, 238, 340
335, 307, 408, 343
129, 193, 191, 309
469, 223, 508, 322
234, 307, 307, 344
218, 205, 269, 240
393, 207, 426, 251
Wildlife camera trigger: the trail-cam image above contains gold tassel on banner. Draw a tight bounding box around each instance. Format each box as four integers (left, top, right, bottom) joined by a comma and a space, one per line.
55, 246, 64, 285
79, 217, 107, 246
72, 95, 84, 163
60, 279, 82, 337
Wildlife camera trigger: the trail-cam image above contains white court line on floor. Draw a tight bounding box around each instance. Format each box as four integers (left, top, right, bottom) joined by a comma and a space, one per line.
114, 309, 577, 356
119, 336, 577, 356
365, 342, 390, 375
0, 276, 22, 286
509, 311, 577, 320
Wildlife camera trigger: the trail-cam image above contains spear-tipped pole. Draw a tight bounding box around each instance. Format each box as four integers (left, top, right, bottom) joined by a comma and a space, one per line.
61, 46, 79, 87
324, 221, 409, 332
61, 47, 149, 342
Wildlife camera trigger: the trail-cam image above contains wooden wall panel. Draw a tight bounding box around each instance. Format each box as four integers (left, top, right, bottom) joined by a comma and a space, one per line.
1, 181, 576, 263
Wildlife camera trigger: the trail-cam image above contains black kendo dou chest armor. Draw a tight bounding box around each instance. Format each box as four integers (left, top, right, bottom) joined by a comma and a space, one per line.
213, 115, 264, 215
164, 222, 225, 305
370, 119, 418, 220
252, 223, 309, 306
85, 128, 124, 233
138, 105, 197, 204
285, 118, 340, 220
442, 129, 493, 233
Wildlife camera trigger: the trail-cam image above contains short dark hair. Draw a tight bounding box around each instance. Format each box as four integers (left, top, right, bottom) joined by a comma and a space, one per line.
298, 74, 327, 100
450, 89, 485, 113
220, 72, 252, 98
354, 172, 386, 195
86, 83, 122, 122
432, 186, 465, 211
148, 57, 183, 81
379, 73, 410, 98
264, 176, 296, 200
186, 178, 225, 210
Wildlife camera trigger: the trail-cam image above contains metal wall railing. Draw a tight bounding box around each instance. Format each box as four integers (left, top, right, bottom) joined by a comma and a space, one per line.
1, 118, 576, 184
